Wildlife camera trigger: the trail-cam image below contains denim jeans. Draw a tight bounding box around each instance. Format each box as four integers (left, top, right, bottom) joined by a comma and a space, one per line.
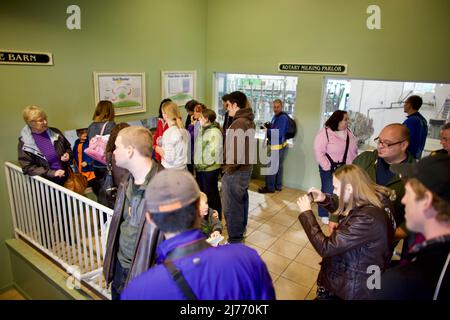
196, 169, 222, 220
222, 169, 252, 243
318, 166, 333, 217
111, 259, 130, 300
265, 147, 287, 191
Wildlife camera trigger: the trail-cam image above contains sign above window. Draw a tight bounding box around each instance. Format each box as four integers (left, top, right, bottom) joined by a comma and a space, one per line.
278, 63, 347, 74
0, 50, 53, 66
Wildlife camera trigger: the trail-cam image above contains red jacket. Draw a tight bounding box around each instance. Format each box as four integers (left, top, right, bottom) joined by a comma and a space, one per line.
152, 118, 168, 162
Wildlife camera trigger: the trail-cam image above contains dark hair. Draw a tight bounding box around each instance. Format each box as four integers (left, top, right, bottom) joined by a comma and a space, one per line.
185, 99, 199, 113
406, 95, 423, 111
105, 122, 130, 154
273, 99, 283, 106
442, 122, 450, 131
194, 103, 206, 113
158, 98, 172, 119
226, 91, 247, 109
221, 94, 230, 102
149, 199, 199, 233
202, 108, 217, 123
325, 110, 348, 131
76, 128, 88, 137
93, 100, 115, 122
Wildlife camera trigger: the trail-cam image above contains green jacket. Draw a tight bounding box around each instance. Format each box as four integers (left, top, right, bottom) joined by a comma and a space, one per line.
194, 122, 223, 172
352, 150, 415, 229
200, 208, 223, 236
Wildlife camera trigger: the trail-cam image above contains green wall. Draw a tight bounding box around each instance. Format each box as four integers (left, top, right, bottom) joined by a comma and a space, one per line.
1, 0, 450, 294
205, 0, 450, 190
0, 0, 207, 291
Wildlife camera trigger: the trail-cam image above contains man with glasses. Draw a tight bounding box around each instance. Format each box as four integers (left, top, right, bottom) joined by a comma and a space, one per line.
431, 122, 450, 156
353, 123, 415, 243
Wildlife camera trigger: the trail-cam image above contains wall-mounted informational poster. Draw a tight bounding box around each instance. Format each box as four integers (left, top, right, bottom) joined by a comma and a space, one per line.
161, 70, 196, 107
93, 72, 146, 116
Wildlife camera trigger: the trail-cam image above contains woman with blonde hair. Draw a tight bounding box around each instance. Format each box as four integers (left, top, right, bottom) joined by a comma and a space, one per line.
297, 164, 396, 300
160, 101, 189, 170
18, 105, 72, 185
87, 100, 116, 196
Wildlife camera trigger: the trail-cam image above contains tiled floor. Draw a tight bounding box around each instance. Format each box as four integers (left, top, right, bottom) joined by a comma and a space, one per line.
221, 179, 330, 300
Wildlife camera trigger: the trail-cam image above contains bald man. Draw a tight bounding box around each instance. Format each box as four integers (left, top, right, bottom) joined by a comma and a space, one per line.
353, 123, 415, 242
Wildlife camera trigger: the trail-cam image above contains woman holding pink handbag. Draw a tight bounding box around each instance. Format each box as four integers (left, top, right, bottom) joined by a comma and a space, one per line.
87, 100, 115, 197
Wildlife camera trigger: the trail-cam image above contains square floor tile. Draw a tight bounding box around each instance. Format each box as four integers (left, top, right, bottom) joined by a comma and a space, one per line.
246, 230, 278, 249
274, 276, 311, 300
268, 212, 297, 227
268, 238, 304, 260
281, 229, 309, 247
257, 221, 288, 237
260, 251, 292, 275
269, 271, 280, 283
282, 261, 319, 288
306, 284, 318, 300
295, 247, 322, 270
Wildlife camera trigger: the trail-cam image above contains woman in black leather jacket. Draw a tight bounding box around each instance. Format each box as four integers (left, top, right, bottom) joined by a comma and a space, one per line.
297, 164, 396, 300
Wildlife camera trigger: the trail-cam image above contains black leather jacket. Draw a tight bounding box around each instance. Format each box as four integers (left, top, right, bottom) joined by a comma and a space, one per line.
298, 195, 395, 299
102, 162, 164, 287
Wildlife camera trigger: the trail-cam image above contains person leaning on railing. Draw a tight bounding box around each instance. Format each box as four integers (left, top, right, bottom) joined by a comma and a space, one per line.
18, 105, 73, 186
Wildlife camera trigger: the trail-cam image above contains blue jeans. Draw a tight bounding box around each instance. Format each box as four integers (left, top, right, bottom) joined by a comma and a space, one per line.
196, 169, 222, 220
318, 166, 333, 217
222, 169, 252, 243
265, 147, 287, 191
111, 259, 129, 300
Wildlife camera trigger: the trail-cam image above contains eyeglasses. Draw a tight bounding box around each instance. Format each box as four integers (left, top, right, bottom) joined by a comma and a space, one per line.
31, 118, 47, 124
374, 137, 405, 148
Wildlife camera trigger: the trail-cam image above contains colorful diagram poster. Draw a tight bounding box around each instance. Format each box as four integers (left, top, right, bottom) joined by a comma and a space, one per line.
161, 71, 196, 107
94, 72, 146, 115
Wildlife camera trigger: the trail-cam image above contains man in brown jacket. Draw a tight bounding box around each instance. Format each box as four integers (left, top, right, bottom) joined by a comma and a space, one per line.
102, 126, 163, 300
222, 91, 256, 243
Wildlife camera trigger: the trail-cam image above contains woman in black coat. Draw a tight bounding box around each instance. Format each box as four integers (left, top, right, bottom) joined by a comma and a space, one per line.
18, 105, 72, 186
297, 164, 396, 300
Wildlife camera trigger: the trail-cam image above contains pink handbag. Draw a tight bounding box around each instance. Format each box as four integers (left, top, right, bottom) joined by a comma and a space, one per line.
84, 122, 110, 165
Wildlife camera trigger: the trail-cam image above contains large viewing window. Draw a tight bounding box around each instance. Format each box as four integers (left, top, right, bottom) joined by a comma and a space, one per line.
321, 78, 450, 155
213, 73, 298, 139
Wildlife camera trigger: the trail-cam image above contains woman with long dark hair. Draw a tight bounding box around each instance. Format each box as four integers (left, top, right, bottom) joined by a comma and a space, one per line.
313, 110, 358, 223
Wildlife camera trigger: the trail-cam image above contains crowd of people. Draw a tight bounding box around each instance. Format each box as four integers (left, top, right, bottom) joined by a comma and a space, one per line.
16, 92, 449, 300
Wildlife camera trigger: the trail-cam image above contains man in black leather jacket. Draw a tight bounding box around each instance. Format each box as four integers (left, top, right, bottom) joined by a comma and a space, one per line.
102, 126, 164, 300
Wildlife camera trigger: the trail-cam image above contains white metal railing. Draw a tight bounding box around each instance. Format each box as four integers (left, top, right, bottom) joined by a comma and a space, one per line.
4, 162, 114, 299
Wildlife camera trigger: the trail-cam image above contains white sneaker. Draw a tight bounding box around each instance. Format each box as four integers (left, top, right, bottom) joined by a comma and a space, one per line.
321, 217, 329, 225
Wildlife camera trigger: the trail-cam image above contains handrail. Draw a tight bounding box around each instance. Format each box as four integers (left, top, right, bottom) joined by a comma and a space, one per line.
4, 161, 113, 299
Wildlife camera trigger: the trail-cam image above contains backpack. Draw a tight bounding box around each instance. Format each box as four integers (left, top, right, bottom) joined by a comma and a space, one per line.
282, 112, 297, 139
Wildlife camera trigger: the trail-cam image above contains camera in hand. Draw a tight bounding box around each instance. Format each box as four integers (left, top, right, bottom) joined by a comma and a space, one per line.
260, 121, 272, 130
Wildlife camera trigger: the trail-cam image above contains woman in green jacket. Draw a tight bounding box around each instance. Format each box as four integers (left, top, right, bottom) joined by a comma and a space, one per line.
194, 108, 223, 219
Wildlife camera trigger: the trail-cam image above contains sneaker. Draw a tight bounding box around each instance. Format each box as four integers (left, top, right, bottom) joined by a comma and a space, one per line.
321, 217, 329, 225
275, 188, 282, 192
258, 187, 275, 194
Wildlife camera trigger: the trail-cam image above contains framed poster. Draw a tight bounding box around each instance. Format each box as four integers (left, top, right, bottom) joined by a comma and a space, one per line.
161, 70, 196, 106
93, 72, 146, 116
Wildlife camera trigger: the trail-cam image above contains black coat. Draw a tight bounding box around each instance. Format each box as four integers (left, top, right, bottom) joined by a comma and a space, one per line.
374, 235, 450, 300
18, 126, 73, 185
298, 195, 395, 299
